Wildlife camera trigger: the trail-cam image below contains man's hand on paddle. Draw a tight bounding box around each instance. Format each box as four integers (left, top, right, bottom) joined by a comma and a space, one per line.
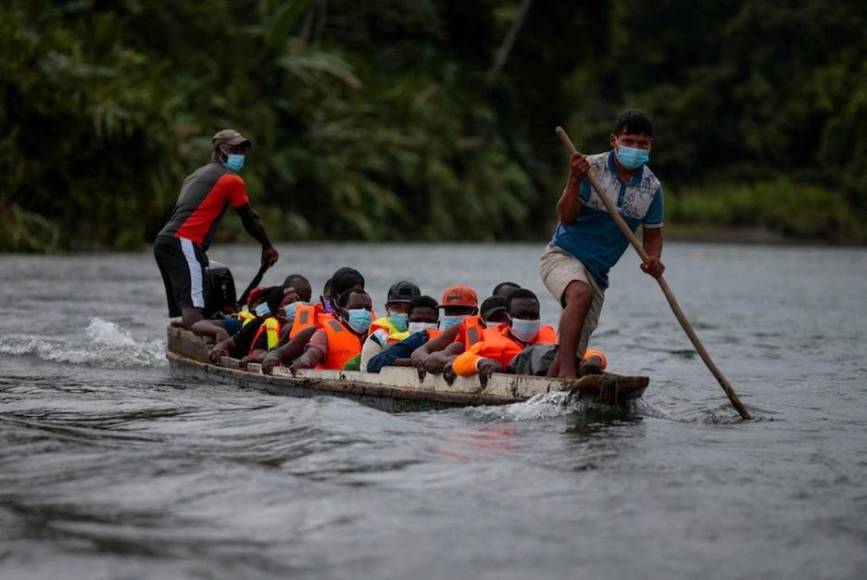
640, 256, 665, 278
567, 152, 590, 188
261, 245, 279, 268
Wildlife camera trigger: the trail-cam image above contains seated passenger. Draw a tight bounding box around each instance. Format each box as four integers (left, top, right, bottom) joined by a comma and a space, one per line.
289, 288, 373, 372
361, 281, 422, 370
409, 285, 483, 373
208, 285, 286, 362
449, 289, 565, 382
276, 274, 313, 340
369, 281, 421, 339
491, 281, 521, 298
212, 286, 260, 336
364, 295, 440, 373
478, 295, 509, 325
290, 268, 365, 340
259, 268, 366, 374
247, 286, 308, 359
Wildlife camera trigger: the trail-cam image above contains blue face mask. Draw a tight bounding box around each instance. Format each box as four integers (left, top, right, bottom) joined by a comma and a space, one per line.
388, 311, 409, 332
347, 309, 372, 334
224, 153, 245, 172
509, 317, 541, 343
615, 144, 650, 170
283, 302, 300, 325
440, 315, 467, 330
254, 302, 271, 317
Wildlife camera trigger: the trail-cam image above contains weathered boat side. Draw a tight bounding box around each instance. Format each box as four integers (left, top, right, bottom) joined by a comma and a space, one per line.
166, 324, 649, 412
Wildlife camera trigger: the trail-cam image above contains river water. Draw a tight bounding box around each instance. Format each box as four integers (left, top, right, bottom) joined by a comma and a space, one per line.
1, 242, 865, 580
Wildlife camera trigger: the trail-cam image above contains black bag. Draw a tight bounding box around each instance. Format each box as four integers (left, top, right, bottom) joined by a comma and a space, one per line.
204, 261, 237, 317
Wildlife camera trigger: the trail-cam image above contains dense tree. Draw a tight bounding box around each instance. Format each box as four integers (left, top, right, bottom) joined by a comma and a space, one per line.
1, 0, 864, 251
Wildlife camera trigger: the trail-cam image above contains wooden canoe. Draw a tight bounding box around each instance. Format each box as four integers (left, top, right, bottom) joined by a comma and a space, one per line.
166, 324, 649, 413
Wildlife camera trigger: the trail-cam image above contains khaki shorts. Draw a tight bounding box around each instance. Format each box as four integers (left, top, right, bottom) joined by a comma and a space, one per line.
539, 245, 605, 356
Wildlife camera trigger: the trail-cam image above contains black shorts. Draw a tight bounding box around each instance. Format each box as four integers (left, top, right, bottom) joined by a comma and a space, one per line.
154, 237, 209, 317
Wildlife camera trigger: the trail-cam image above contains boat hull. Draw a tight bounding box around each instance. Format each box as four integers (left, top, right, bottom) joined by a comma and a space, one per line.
166, 324, 649, 413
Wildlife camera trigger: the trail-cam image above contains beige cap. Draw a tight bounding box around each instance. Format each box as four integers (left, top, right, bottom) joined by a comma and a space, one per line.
212, 129, 252, 148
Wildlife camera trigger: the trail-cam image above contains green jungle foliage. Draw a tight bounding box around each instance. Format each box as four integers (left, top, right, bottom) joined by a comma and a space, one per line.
1, 0, 865, 251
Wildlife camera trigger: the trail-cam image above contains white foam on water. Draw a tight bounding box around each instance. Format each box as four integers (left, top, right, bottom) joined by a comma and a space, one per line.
464, 391, 676, 423
466, 391, 592, 422
0, 317, 165, 369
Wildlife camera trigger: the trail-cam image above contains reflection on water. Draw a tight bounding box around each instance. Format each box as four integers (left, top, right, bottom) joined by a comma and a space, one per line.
1, 243, 866, 580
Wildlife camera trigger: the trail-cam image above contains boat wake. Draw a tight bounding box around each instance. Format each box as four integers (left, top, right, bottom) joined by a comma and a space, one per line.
463, 390, 676, 423
0, 318, 165, 369
465, 391, 639, 422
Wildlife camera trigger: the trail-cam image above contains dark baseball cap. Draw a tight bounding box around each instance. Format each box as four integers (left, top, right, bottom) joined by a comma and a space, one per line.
212, 129, 252, 148
387, 281, 421, 304
480, 295, 508, 320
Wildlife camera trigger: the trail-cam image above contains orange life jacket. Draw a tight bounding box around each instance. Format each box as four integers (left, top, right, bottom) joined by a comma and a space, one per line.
290, 303, 333, 339
471, 324, 557, 369
249, 317, 281, 355
462, 315, 484, 349
426, 328, 442, 340
317, 318, 363, 370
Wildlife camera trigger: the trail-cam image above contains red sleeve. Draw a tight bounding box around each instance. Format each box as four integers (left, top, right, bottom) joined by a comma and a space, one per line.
213, 174, 250, 208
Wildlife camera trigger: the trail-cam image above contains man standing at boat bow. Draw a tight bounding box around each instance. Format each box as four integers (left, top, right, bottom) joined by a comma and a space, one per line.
541, 109, 664, 379
154, 129, 278, 330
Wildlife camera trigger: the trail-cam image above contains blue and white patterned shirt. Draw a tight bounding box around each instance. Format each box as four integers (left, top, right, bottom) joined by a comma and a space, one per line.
550, 150, 663, 288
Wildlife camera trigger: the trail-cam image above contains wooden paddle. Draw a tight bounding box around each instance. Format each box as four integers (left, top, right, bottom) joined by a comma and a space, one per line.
238, 262, 271, 306
555, 126, 751, 419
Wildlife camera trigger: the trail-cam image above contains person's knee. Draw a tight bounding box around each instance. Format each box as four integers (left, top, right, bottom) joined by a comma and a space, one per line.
562, 281, 592, 309
181, 307, 203, 329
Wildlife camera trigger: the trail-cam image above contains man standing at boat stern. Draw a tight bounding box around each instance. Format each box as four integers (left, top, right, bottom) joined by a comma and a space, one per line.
154, 129, 278, 328
541, 109, 664, 379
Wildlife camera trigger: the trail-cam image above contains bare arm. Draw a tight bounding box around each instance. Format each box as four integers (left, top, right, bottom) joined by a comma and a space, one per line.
640, 227, 665, 278
410, 324, 462, 365
236, 203, 278, 267
261, 326, 316, 374
290, 348, 323, 371
209, 335, 237, 363
289, 329, 327, 372
556, 152, 589, 224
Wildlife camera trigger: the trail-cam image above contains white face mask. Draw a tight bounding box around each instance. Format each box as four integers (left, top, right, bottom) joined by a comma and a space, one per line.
408, 321, 438, 334
509, 317, 541, 342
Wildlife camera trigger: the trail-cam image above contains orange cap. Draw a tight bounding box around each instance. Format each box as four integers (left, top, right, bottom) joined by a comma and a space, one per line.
439, 285, 479, 308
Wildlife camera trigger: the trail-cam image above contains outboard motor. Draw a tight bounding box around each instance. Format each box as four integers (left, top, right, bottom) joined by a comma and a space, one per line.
204, 260, 237, 318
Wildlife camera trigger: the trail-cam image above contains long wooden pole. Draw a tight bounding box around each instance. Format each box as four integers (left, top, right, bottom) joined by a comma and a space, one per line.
555, 126, 751, 419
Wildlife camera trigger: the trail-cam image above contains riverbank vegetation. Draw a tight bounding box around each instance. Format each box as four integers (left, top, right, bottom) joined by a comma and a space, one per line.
2, 0, 865, 252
